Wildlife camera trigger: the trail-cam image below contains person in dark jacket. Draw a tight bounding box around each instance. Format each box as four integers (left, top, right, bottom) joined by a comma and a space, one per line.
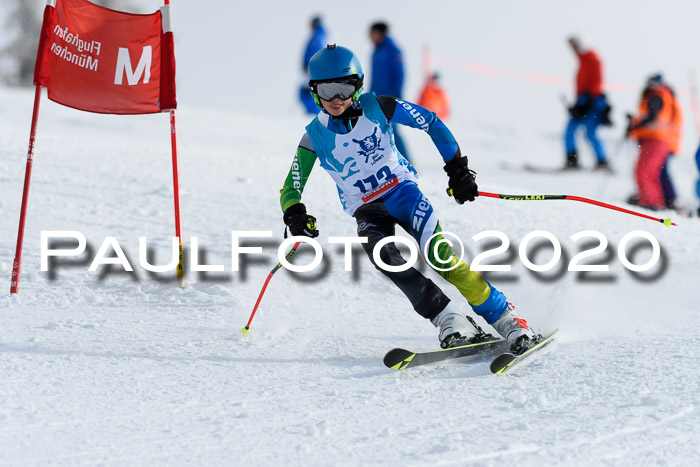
369, 21, 411, 161
299, 16, 328, 114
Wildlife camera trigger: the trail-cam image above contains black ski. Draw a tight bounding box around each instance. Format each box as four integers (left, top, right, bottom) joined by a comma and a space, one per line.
499, 161, 614, 175
521, 162, 571, 174
498, 161, 568, 174
490, 328, 559, 374
384, 335, 506, 370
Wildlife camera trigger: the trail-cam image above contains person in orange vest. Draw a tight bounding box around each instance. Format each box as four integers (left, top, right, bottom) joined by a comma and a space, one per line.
417, 73, 450, 121
626, 74, 683, 210
564, 36, 613, 170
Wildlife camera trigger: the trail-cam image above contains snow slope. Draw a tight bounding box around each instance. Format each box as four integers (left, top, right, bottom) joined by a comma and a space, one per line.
1, 81, 699, 465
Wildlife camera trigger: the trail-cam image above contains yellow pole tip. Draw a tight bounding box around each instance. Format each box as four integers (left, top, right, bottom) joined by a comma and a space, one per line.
241, 327, 251, 336
662, 218, 672, 227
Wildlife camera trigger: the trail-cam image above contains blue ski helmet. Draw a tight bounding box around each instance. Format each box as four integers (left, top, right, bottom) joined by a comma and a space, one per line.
308, 44, 364, 107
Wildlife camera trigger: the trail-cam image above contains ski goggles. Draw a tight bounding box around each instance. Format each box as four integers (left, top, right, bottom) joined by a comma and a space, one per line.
312, 80, 360, 101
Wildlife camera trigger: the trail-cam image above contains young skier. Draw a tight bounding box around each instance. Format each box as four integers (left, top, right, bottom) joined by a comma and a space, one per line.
279, 45, 536, 352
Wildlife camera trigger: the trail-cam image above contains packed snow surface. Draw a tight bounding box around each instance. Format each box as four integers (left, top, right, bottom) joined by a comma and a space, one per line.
1, 82, 699, 465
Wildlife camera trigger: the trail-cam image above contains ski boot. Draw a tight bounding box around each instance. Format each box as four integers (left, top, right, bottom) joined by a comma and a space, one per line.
432, 304, 478, 349
564, 151, 580, 170
491, 303, 536, 354
594, 160, 614, 173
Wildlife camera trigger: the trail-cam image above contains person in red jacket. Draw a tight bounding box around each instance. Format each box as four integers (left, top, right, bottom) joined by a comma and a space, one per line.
564, 36, 613, 169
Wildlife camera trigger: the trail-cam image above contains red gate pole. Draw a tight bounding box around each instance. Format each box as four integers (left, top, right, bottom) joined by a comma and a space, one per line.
163, 0, 185, 288
169, 109, 185, 288
11, 85, 43, 294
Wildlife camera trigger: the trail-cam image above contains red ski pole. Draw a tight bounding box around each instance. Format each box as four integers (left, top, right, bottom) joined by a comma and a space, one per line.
447, 189, 677, 227
241, 241, 301, 335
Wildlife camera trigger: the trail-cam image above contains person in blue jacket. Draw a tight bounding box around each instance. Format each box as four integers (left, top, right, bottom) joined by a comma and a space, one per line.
299, 16, 328, 114
279, 45, 539, 352
369, 22, 411, 162
696, 143, 700, 216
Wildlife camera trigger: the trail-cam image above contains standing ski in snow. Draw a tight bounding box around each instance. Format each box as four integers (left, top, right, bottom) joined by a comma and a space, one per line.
564, 36, 612, 170
626, 74, 683, 210
280, 45, 536, 352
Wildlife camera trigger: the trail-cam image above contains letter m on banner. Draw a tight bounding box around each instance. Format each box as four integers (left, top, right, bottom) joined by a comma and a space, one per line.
114, 46, 152, 85
10, 0, 184, 294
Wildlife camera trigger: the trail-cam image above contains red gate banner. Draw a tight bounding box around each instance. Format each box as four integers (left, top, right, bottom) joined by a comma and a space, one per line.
33, 0, 176, 114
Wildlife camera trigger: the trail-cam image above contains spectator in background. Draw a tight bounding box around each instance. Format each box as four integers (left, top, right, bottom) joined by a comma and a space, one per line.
695, 146, 700, 217
659, 158, 678, 210
369, 21, 411, 161
417, 73, 450, 121
626, 74, 683, 210
299, 16, 328, 114
564, 36, 613, 170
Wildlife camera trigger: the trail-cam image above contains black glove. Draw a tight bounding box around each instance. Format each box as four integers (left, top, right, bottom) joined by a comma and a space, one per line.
444, 156, 478, 204
600, 95, 613, 127
283, 203, 319, 238
568, 94, 593, 119
625, 113, 634, 138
